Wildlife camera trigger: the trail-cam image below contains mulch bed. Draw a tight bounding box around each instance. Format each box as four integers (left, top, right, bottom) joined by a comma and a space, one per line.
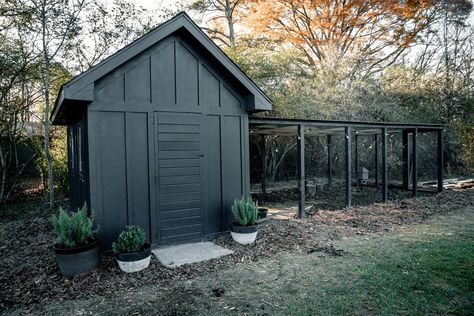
0, 217, 333, 312
308, 189, 474, 233
0, 188, 473, 313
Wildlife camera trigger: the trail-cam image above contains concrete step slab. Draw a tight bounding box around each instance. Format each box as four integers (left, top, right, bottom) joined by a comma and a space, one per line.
152, 241, 233, 268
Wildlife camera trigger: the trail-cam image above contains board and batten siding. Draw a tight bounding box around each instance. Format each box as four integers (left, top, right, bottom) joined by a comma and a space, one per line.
87, 33, 250, 246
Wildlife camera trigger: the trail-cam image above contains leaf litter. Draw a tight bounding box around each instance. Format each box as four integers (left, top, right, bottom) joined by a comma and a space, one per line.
0, 187, 472, 313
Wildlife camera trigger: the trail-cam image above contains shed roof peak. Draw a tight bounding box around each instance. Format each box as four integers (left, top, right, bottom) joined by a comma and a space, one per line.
52, 11, 271, 124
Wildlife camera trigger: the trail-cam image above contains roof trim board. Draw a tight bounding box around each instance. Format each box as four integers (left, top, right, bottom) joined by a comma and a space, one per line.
249, 117, 443, 136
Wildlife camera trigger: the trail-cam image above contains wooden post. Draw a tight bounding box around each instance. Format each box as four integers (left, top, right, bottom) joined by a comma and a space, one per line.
261, 134, 267, 196
297, 124, 305, 218
345, 127, 352, 208
402, 130, 409, 191
374, 134, 379, 187
327, 135, 332, 187
382, 128, 388, 202
412, 128, 418, 197
437, 130, 443, 193
355, 134, 359, 187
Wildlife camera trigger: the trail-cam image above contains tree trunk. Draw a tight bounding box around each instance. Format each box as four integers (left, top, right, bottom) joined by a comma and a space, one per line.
224, 0, 236, 53
266, 140, 297, 182
41, 1, 54, 209
0, 147, 6, 202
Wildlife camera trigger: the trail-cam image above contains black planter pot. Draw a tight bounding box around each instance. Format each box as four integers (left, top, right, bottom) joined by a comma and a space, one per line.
53, 238, 101, 278
115, 244, 151, 273
231, 223, 257, 233
258, 207, 268, 219
115, 244, 151, 262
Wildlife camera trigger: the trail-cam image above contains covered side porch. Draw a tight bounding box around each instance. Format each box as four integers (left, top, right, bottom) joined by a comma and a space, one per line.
249, 117, 444, 217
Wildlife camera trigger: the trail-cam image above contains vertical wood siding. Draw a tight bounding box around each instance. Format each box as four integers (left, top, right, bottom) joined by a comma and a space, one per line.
87, 33, 249, 246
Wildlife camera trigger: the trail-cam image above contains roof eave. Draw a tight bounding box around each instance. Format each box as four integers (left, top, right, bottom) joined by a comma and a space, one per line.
245, 94, 272, 112
51, 84, 94, 125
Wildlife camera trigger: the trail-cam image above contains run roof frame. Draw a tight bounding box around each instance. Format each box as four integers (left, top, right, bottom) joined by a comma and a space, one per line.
249, 117, 443, 136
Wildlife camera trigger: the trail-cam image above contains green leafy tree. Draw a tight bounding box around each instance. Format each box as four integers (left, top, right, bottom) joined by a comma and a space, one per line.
0, 30, 40, 201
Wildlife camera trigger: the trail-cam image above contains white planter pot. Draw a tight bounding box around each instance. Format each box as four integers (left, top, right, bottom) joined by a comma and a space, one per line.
115, 244, 151, 273
231, 223, 257, 245
116, 255, 151, 273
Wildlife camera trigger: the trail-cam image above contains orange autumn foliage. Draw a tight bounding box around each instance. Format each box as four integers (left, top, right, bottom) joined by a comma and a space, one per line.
242, 0, 437, 72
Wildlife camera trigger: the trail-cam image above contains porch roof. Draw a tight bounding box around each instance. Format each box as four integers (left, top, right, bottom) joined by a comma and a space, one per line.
249, 117, 443, 136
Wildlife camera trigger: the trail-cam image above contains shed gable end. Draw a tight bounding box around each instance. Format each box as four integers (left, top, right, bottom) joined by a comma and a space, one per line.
93, 34, 244, 109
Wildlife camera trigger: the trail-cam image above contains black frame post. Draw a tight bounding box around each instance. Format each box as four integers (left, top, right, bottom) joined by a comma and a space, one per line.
382, 128, 388, 202
297, 124, 305, 218
374, 134, 379, 187
261, 134, 267, 196
327, 135, 332, 187
412, 128, 418, 197
355, 134, 359, 187
345, 127, 352, 208
437, 130, 443, 193
402, 129, 409, 191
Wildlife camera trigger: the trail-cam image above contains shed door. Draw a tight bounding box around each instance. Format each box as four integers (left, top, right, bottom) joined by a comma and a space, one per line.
68, 114, 88, 211
155, 112, 204, 244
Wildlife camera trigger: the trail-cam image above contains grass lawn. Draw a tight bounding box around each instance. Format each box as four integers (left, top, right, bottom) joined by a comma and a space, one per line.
281, 214, 474, 315
42, 210, 474, 315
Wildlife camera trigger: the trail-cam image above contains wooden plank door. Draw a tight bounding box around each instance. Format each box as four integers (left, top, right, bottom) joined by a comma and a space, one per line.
68, 114, 89, 211
155, 112, 204, 244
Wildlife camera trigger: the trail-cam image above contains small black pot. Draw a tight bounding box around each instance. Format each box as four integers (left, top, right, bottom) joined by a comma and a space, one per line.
115, 244, 151, 262
231, 223, 257, 233
258, 207, 268, 219
53, 239, 101, 278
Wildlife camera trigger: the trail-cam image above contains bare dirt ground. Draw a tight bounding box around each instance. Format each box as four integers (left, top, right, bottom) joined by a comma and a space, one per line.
252, 181, 435, 209
0, 186, 473, 315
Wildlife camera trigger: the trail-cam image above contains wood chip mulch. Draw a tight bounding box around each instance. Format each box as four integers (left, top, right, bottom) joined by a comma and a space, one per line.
0, 188, 472, 313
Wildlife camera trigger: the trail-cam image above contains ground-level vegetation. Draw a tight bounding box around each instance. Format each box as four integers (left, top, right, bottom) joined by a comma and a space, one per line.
1, 187, 472, 315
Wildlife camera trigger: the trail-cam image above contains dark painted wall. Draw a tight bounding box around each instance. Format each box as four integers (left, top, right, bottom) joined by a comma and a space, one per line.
85, 32, 249, 247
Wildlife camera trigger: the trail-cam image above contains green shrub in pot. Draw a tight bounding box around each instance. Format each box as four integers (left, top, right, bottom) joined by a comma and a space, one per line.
232, 197, 258, 226
52, 204, 100, 278
112, 225, 146, 253
53, 206, 95, 248
112, 225, 151, 273
230, 197, 259, 245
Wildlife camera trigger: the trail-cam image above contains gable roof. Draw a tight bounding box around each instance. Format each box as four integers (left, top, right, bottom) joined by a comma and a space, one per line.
51, 11, 272, 124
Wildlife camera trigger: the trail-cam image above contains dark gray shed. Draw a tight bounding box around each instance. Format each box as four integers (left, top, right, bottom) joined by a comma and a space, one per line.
52, 12, 272, 247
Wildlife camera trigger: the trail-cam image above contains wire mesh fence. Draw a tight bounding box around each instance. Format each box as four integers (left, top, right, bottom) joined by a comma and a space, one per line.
250, 129, 441, 210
